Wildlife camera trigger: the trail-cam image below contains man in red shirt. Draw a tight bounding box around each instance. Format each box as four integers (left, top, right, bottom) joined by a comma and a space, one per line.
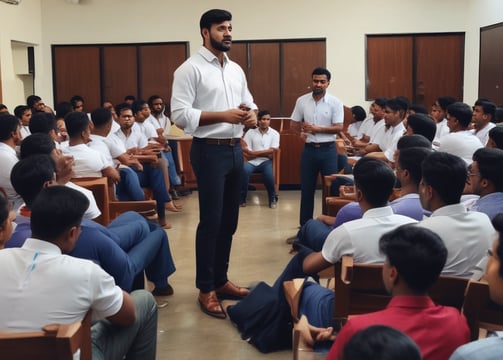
326, 224, 470, 360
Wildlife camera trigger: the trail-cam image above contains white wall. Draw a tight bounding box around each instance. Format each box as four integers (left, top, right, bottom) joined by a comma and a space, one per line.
0, 0, 42, 108
1, 0, 502, 109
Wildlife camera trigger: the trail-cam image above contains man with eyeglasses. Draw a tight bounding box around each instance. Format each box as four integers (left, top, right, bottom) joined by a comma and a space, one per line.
417, 151, 496, 279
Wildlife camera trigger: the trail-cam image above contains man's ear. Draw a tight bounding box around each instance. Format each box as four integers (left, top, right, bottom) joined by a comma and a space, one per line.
355, 188, 363, 203
201, 28, 209, 40
389, 266, 399, 285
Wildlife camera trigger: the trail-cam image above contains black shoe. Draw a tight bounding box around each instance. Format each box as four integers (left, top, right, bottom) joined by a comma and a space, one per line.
178, 189, 192, 196
269, 200, 277, 209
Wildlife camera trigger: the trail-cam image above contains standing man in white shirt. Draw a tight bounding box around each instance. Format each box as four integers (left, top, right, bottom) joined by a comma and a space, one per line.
290, 67, 344, 226
171, 9, 257, 318
240, 110, 280, 208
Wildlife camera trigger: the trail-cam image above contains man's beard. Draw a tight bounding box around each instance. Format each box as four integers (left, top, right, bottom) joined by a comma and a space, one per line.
210, 36, 231, 52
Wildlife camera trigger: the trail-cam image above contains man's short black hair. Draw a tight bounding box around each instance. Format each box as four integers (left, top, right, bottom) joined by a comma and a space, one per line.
406, 113, 436, 142
398, 147, 432, 186
20, 133, 56, 159
447, 102, 473, 128
14, 105, 30, 119
385, 97, 408, 112
436, 96, 456, 111
124, 95, 136, 102
408, 103, 428, 115
11, 154, 56, 207
373, 97, 388, 109
200, 9, 232, 31
422, 152, 467, 205
26, 95, 42, 109
343, 325, 421, 360
397, 134, 431, 150
147, 95, 163, 107
29, 112, 57, 134
474, 99, 496, 119
115, 103, 133, 116
473, 147, 503, 192
55, 102, 73, 120
132, 100, 148, 115
31, 186, 89, 242
70, 95, 85, 110
353, 157, 396, 208
65, 111, 89, 138
258, 110, 271, 119
91, 107, 113, 128
312, 67, 331, 81
351, 106, 367, 122
0, 114, 20, 141
489, 126, 503, 149
379, 224, 447, 293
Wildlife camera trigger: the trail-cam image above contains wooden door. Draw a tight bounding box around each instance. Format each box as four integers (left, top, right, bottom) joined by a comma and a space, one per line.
282, 41, 326, 116
366, 36, 413, 101
139, 43, 187, 107
102, 46, 138, 105
415, 34, 464, 107
479, 23, 503, 104
52, 46, 101, 110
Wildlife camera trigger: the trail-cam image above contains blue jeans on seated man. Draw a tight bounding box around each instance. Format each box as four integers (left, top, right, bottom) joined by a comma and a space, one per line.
162, 150, 182, 186
241, 159, 276, 205
116, 166, 146, 201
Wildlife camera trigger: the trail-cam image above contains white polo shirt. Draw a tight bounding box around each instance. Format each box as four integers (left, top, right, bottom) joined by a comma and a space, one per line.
88, 134, 115, 167
368, 119, 386, 143
438, 131, 484, 164
356, 115, 374, 139
417, 203, 497, 278
377, 122, 406, 161
114, 129, 148, 150
133, 121, 158, 141
474, 122, 496, 146
433, 118, 450, 147
322, 206, 417, 264
0, 238, 123, 331
242, 127, 280, 166
291, 92, 344, 143
62, 144, 107, 178
0, 142, 22, 210
65, 182, 101, 220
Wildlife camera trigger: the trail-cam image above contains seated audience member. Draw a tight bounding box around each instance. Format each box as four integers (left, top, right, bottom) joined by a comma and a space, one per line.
342, 325, 422, 360
347, 106, 366, 138
28, 111, 60, 145
89, 107, 145, 201
352, 97, 386, 149
0, 190, 15, 249
472, 99, 496, 146
240, 109, 280, 208
418, 152, 497, 278
70, 94, 85, 112
469, 148, 503, 220
113, 103, 178, 227
63, 111, 120, 182
405, 113, 437, 142
449, 213, 503, 359
0, 186, 158, 359
297, 145, 431, 251
438, 102, 484, 163
362, 97, 407, 162
0, 114, 23, 210
132, 100, 181, 195
14, 105, 32, 139
7, 154, 176, 295
407, 103, 428, 116
103, 100, 119, 123
227, 158, 417, 351
26, 94, 47, 113
487, 125, 503, 149
124, 94, 136, 105
19, 133, 101, 220
54, 101, 73, 143
432, 96, 456, 147
327, 224, 470, 360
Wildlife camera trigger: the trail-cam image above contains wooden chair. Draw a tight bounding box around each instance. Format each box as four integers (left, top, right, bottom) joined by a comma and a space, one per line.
333, 256, 470, 331
72, 177, 156, 226
462, 280, 503, 341
0, 311, 92, 360
248, 148, 281, 196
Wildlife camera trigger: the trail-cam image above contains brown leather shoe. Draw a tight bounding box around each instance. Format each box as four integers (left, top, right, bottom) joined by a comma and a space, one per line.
215, 280, 250, 299
198, 291, 226, 319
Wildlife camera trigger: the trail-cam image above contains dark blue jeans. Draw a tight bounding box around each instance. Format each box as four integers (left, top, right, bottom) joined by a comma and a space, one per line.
300, 143, 338, 225
190, 138, 243, 292
133, 163, 171, 221
241, 159, 276, 204
116, 167, 146, 201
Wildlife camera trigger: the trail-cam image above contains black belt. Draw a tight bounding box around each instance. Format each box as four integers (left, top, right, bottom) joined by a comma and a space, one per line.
305, 141, 334, 148
193, 137, 241, 146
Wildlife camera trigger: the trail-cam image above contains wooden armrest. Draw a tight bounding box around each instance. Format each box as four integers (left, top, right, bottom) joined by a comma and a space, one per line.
340, 255, 354, 284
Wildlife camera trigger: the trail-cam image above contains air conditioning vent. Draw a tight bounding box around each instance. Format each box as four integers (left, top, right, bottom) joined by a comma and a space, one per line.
0, 0, 21, 5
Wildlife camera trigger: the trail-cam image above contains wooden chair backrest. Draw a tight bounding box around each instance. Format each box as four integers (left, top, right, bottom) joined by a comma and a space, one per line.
71, 177, 110, 226
462, 280, 503, 340
333, 256, 470, 332
0, 310, 92, 360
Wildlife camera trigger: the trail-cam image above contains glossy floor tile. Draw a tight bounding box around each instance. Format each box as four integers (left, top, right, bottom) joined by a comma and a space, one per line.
155, 189, 322, 359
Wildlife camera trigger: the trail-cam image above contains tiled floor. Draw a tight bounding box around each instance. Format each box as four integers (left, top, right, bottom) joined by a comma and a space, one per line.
155, 189, 321, 359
